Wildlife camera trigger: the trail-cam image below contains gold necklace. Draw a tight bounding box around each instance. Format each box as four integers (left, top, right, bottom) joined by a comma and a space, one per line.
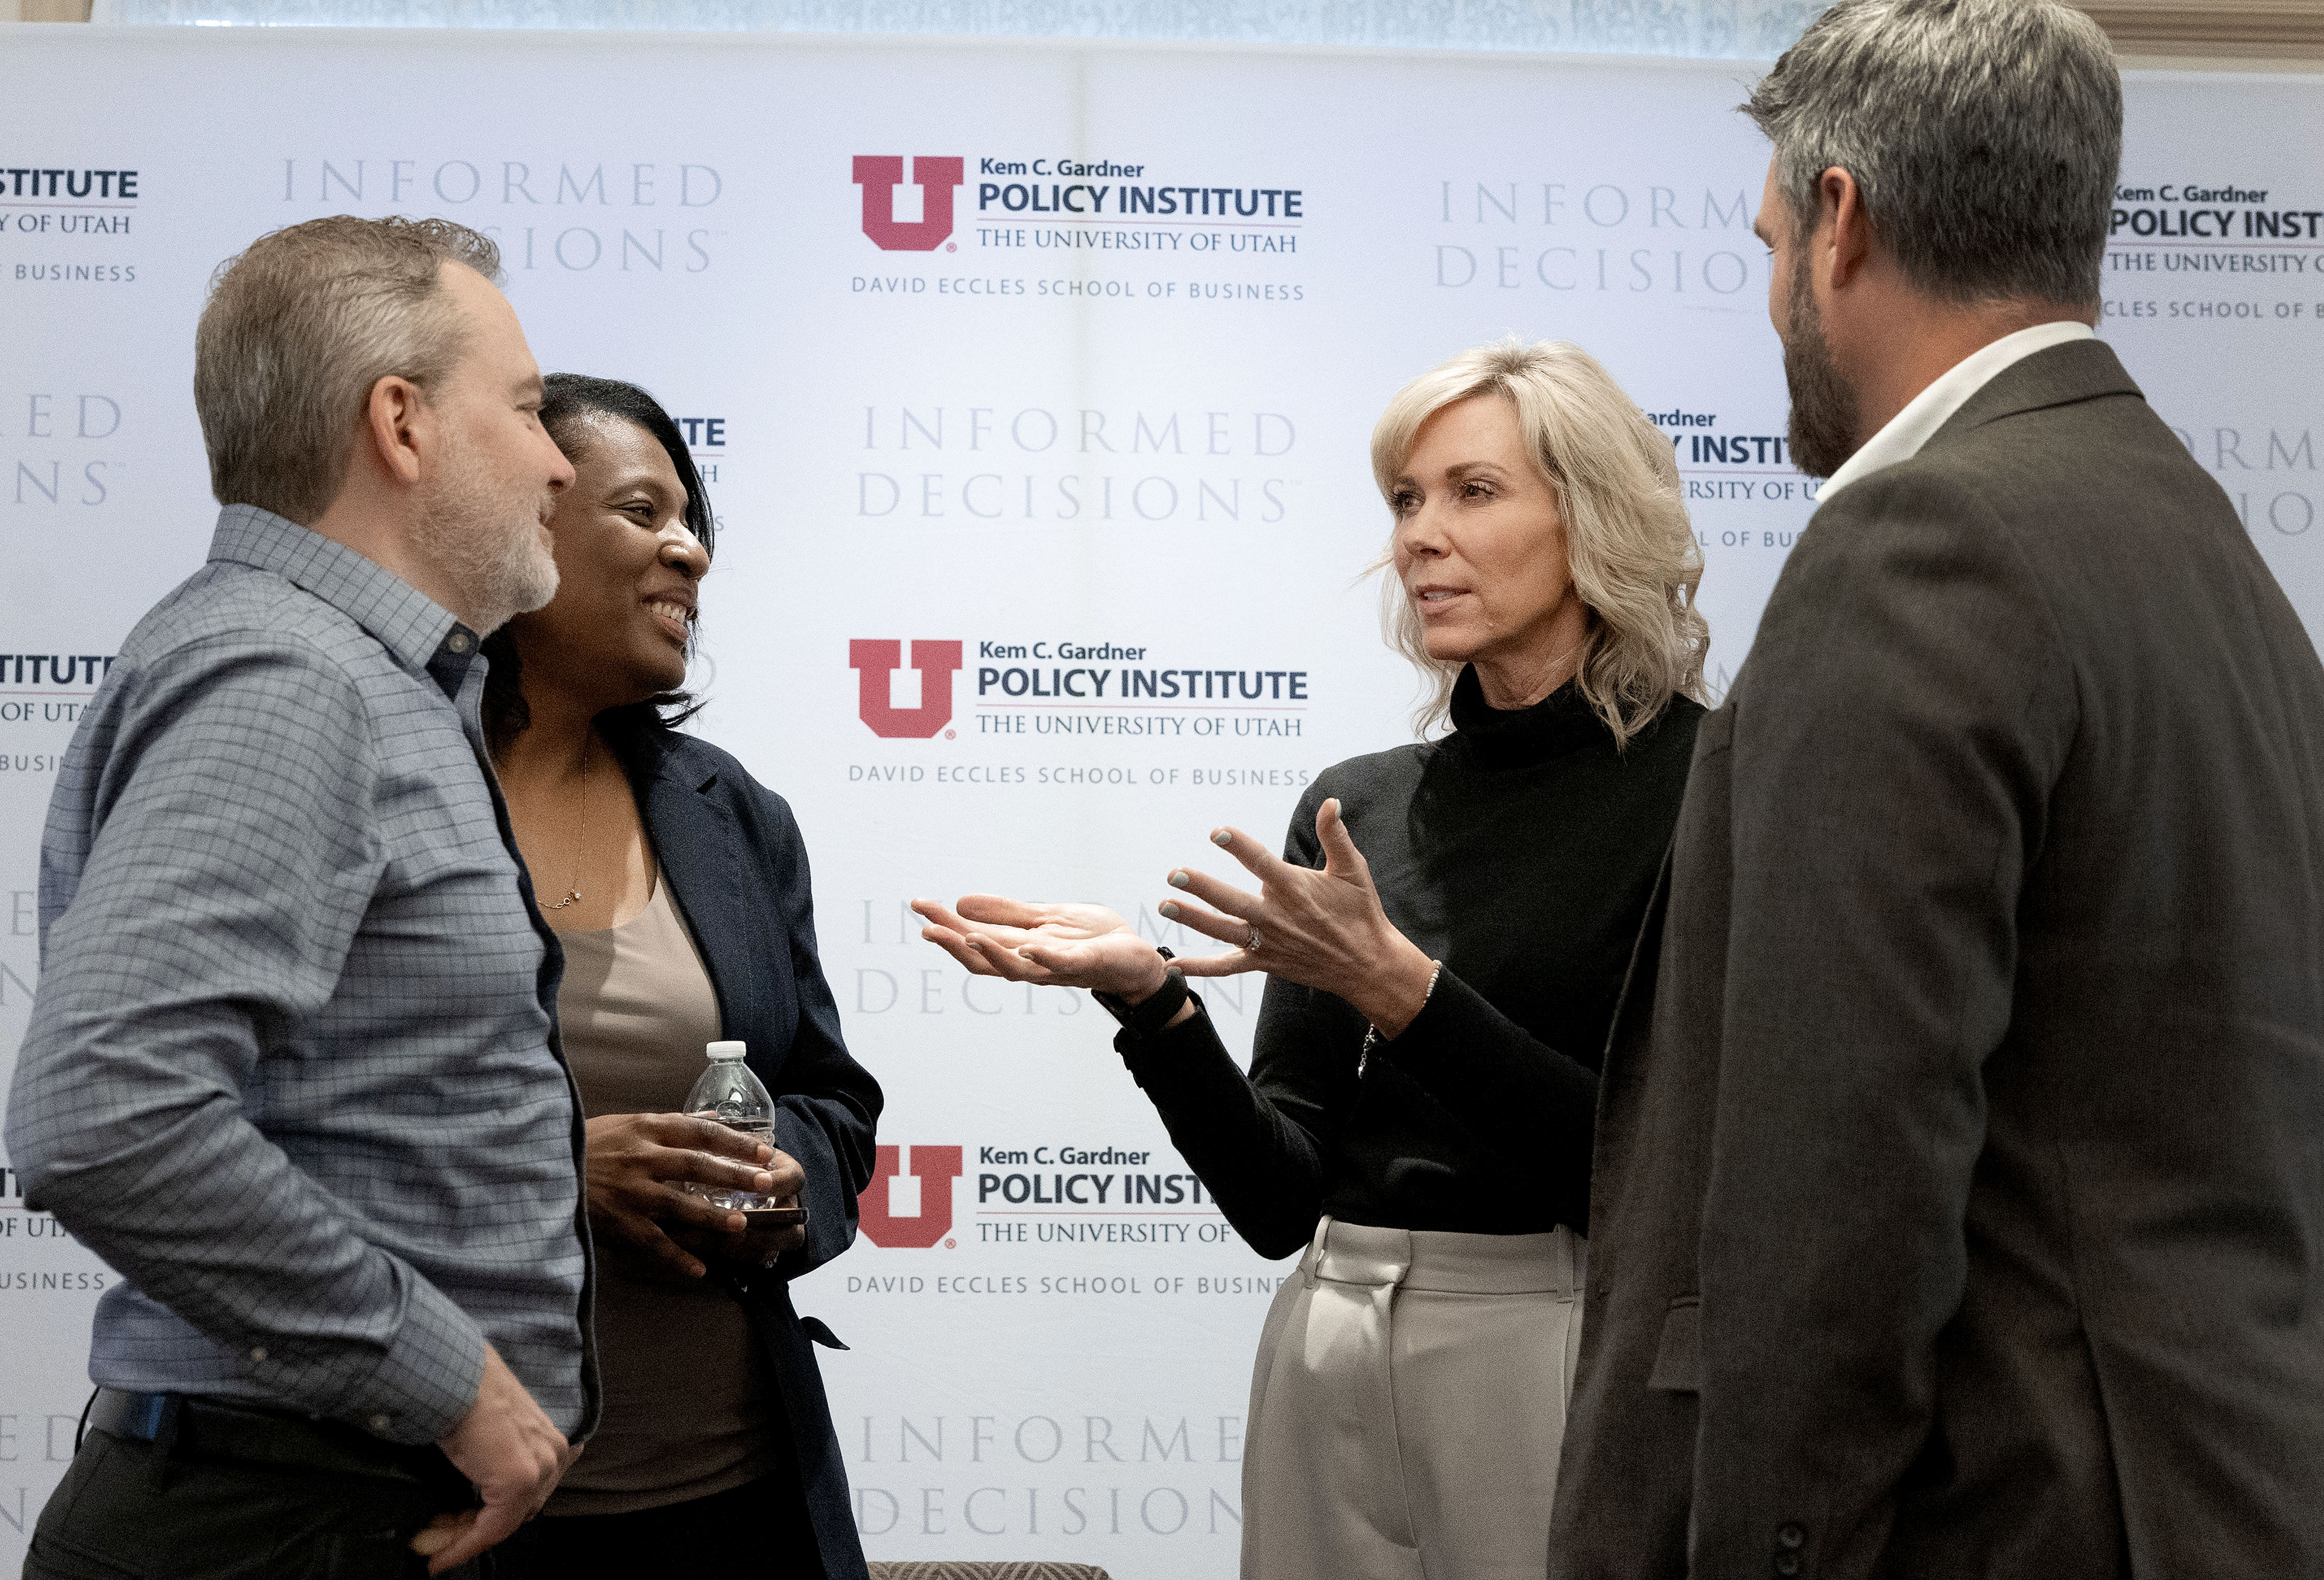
543, 733, 590, 911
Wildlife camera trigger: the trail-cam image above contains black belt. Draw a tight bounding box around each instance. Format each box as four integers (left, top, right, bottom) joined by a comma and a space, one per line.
87, 1388, 465, 1490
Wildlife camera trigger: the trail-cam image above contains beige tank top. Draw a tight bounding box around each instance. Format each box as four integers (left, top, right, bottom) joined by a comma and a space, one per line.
545, 877, 780, 1516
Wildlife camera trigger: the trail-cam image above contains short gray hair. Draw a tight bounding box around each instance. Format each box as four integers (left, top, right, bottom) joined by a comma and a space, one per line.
1371, 338, 1708, 747
1745, 0, 2120, 307
195, 215, 503, 524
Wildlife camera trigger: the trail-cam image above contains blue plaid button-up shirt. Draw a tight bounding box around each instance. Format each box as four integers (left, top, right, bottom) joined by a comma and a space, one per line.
6, 505, 596, 1445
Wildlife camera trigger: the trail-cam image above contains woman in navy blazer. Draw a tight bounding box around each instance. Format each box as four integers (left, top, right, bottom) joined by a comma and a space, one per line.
483, 374, 880, 1579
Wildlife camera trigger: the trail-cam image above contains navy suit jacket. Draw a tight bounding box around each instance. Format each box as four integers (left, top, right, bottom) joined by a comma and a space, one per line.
609, 714, 882, 1580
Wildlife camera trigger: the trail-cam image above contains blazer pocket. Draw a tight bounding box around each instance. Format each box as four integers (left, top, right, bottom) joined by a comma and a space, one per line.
798, 1316, 850, 1350
1645, 1295, 1701, 1393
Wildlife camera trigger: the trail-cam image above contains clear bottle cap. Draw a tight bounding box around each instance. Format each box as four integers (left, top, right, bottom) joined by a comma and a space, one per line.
705, 1040, 749, 1060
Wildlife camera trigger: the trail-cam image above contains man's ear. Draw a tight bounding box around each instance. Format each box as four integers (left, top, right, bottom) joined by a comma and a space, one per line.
360, 374, 430, 489
1818, 166, 1874, 292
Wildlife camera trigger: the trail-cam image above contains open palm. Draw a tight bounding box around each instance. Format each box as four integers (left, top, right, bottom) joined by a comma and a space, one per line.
912, 895, 1169, 997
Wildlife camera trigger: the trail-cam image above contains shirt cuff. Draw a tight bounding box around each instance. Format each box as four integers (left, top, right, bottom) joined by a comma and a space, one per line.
331, 1271, 490, 1445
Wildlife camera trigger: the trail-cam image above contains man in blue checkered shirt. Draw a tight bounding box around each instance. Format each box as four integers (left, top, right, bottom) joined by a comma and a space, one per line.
7, 216, 596, 1577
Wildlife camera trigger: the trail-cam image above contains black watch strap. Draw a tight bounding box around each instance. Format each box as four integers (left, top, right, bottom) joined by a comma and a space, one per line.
1094, 961, 1189, 1038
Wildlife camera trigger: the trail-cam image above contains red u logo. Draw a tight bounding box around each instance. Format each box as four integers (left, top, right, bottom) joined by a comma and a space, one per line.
856, 1145, 965, 1248
851, 155, 966, 251
849, 639, 964, 738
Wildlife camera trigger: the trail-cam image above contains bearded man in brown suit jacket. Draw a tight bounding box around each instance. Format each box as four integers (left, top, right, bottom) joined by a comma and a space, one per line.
1551, 3, 2324, 1577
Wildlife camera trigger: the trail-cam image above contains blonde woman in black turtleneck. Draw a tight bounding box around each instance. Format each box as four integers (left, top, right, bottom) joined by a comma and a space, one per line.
915, 338, 1708, 1580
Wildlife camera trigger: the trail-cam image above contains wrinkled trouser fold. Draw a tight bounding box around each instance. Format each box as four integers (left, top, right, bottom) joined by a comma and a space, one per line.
1243, 1215, 1586, 1580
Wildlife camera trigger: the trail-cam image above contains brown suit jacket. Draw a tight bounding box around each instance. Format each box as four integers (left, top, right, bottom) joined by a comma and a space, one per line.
1552, 339, 2324, 1579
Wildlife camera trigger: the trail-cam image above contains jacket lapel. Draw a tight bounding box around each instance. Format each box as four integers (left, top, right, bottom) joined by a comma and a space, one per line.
619, 729, 765, 1051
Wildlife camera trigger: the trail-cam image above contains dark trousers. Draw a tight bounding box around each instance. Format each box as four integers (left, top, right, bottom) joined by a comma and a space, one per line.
497, 1476, 825, 1580
24, 1428, 493, 1580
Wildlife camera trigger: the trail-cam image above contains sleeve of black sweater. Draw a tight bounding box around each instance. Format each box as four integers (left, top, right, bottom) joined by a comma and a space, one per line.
1375, 969, 1601, 1221
1283, 778, 1601, 1207
1116, 975, 1601, 1254
1113, 986, 1344, 1261
1114, 774, 1608, 1250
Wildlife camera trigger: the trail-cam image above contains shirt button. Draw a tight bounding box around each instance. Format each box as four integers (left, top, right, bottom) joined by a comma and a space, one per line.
446, 632, 472, 653
1775, 1556, 1801, 1578
370, 1414, 392, 1431
1778, 1523, 1807, 1549
248, 1346, 267, 1362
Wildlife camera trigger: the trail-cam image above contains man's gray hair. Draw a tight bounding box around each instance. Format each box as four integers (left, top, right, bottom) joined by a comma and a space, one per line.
1745, 0, 2121, 307
195, 215, 503, 524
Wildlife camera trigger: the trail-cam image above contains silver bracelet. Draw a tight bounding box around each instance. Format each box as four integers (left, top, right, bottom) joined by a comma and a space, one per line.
1358, 962, 1441, 1076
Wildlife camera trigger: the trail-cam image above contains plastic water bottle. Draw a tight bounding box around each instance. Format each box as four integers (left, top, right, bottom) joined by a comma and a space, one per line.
684, 1041, 776, 1210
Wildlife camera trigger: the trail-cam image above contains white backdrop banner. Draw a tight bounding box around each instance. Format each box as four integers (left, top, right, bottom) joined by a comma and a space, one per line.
1, 26, 2319, 1575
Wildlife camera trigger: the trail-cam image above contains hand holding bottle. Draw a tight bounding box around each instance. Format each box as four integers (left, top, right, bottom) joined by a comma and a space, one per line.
680, 1041, 809, 1264
583, 1110, 787, 1281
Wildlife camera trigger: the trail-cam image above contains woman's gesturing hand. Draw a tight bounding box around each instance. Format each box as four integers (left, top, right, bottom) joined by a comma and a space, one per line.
1163, 797, 1439, 1037
583, 1113, 805, 1282
912, 896, 1173, 1001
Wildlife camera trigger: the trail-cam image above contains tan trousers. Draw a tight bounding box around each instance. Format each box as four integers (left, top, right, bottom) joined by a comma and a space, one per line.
1242, 1216, 1585, 1580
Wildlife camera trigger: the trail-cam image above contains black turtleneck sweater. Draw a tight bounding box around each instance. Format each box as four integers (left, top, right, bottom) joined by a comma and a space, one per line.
1118, 668, 1703, 1259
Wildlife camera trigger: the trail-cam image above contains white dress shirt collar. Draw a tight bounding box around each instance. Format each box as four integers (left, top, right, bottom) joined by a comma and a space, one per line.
1816, 320, 2095, 503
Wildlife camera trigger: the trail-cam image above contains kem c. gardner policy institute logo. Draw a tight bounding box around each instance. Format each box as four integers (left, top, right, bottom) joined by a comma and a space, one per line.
853, 156, 966, 251
856, 1144, 965, 1248
851, 638, 964, 738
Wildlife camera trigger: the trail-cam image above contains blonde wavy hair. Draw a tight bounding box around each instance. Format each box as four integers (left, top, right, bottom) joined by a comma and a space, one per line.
1370, 338, 1708, 746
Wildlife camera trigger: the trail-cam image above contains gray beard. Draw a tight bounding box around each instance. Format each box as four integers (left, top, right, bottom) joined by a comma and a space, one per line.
410, 446, 560, 636
1782, 263, 1862, 481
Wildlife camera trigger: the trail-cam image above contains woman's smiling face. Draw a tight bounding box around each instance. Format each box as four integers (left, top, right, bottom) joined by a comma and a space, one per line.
519, 413, 709, 710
